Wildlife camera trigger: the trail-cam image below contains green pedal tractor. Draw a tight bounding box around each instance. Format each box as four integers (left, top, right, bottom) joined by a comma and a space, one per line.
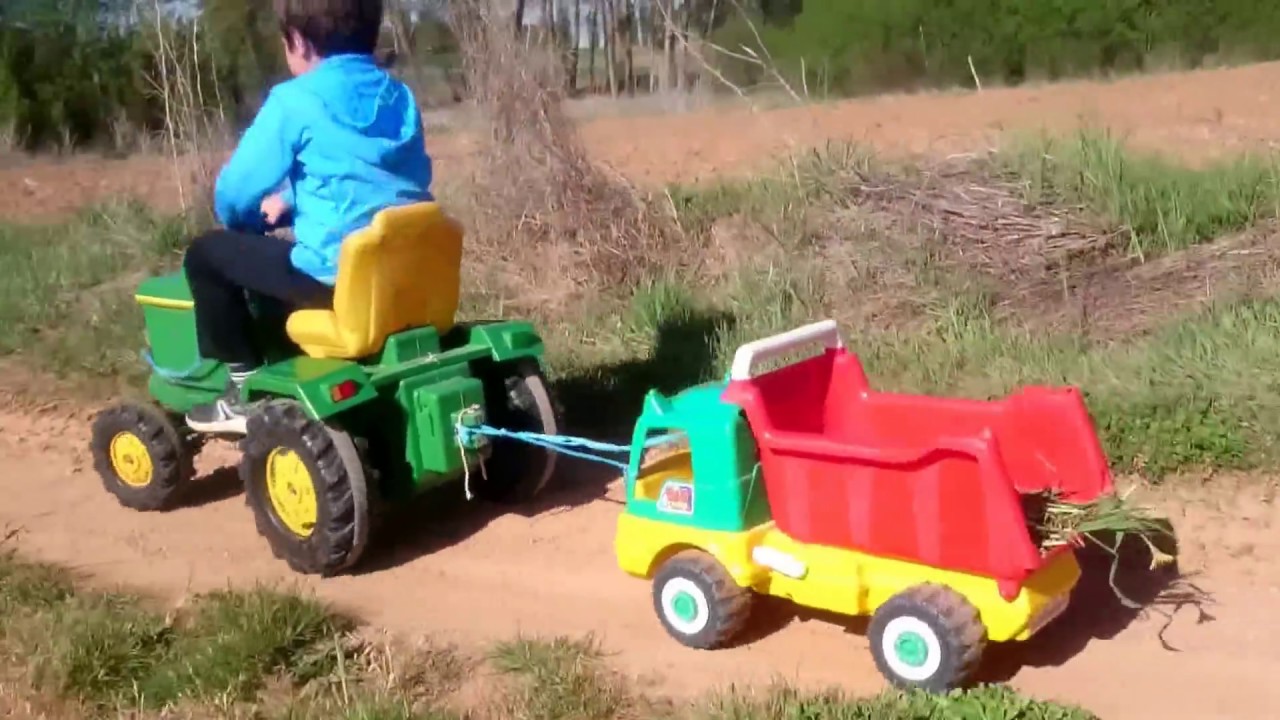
88, 203, 560, 576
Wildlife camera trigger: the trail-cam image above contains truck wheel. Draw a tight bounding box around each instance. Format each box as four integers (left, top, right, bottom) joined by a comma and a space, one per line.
868, 584, 987, 692
652, 550, 754, 650
474, 361, 560, 504
90, 402, 195, 511
239, 401, 370, 577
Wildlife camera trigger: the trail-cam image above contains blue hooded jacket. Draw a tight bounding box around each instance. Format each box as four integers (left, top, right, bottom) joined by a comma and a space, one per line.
213, 54, 433, 285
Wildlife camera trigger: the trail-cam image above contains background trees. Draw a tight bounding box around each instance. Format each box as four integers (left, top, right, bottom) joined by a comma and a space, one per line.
4, 0, 1280, 152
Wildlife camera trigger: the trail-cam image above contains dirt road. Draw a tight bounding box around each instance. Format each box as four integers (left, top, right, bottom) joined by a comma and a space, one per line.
7, 61, 1280, 221
1, 405, 1275, 719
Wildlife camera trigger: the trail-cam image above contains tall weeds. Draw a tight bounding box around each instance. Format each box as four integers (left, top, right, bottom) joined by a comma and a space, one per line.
448, 0, 677, 305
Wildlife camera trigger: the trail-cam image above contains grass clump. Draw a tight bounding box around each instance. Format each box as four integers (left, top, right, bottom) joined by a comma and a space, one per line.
0, 200, 190, 380
701, 683, 1095, 720
0, 552, 1100, 719
1001, 129, 1280, 258
1029, 488, 1177, 608
489, 635, 634, 720
0, 552, 357, 714
141, 588, 349, 704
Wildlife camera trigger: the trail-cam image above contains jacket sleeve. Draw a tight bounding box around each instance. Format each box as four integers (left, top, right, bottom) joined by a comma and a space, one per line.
213, 86, 301, 233
402, 89, 434, 200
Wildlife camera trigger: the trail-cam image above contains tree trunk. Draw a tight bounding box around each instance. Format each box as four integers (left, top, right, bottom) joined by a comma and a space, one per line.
568, 0, 582, 93
604, 0, 618, 97
677, 0, 691, 92
659, 0, 672, 93
624, 0, 635, 96
647, 1, 657, 93
588, 5, 598, 93
514, 0, 526, 39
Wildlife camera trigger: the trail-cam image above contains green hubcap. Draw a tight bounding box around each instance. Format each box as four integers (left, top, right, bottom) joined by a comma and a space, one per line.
671, 591, 699, 623
894, 631, 929, 668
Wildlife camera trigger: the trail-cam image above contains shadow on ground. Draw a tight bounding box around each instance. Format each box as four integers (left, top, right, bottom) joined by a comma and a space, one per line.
354, 310, 734, 575
977, 521, 1210, 682
180, 466, 242, 509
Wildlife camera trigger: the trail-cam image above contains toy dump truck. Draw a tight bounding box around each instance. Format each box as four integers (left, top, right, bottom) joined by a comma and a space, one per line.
615, 320, 1114, 691
90, 203, 559, 576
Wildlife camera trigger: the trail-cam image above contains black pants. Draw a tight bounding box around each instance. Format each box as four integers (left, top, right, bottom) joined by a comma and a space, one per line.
184, 230, 333, 368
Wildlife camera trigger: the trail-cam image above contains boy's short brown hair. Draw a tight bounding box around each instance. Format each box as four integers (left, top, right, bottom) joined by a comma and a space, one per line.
274, 0, 384, 57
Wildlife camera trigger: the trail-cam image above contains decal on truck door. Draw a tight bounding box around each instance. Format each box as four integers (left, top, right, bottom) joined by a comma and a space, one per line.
657, 480, 694, 515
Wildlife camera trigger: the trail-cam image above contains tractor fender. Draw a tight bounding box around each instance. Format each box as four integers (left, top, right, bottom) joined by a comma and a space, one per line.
464, 321, 547, 365
241, 359, 377, 421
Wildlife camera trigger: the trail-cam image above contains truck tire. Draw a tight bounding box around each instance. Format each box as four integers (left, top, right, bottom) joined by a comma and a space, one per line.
868, 584, 987, 692
90, 402, 196, 512
473, 361, 560, 504
652, 550, 754, 650
239, 401, 370, 576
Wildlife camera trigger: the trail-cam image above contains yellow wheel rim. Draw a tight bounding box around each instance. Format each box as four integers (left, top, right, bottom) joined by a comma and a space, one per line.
265, 448, 318, 538
109, 432, 153, 487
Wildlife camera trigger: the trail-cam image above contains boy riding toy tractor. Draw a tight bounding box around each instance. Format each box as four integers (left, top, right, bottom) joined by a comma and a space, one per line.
89, 203, 560, 576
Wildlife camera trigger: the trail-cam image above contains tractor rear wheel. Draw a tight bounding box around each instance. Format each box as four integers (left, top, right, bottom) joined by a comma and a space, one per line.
472, 360, 560, 504
239, 401, 370, 576
867, 584, 987, 692
90, 402, 196, 511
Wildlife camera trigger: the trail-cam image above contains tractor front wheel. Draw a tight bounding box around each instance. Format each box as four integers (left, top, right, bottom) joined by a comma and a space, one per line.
240, 401, 370, 576
90, 402, 195, 511
652, 550, 755, 650
867, 584, 987, 692
472, 361, 560, 504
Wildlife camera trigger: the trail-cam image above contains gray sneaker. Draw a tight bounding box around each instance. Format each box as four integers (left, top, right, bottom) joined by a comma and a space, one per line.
186, 387, 250, 435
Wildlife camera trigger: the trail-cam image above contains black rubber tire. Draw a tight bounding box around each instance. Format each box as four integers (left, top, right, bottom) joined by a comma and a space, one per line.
471, 360, 561, 504
239, 401, 370, 577
651, 550, 755, 650
89, 402, 195, 512
867, 584, 988, 692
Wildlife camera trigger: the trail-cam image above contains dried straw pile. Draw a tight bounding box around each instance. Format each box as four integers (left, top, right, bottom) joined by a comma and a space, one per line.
447, 0, 677, 299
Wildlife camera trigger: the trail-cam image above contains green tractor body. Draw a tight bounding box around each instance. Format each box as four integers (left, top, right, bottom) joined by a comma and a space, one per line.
91, 204, 561, 576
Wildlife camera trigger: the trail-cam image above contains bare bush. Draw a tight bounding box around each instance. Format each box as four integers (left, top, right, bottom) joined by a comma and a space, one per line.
143, 0, 230, 220
448, 0, 678, 303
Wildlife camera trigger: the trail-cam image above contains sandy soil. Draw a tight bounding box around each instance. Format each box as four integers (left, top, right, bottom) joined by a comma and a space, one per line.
6, 61, 1280, 221
0, 403, 1276, 719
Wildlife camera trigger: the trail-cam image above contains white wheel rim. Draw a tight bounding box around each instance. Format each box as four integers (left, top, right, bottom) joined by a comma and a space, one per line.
660, 577, 710, 636
880, 616, 943, 683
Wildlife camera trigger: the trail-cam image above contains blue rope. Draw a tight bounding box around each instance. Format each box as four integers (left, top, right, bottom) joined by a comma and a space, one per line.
141, 348, 206, 381
456, 424, 683, 472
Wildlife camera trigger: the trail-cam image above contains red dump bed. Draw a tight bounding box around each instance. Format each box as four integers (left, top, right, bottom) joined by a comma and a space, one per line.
720, 347, 1114, 596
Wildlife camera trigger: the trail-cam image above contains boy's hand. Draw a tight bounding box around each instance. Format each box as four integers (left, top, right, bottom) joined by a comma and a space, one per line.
260, 193, 289, 225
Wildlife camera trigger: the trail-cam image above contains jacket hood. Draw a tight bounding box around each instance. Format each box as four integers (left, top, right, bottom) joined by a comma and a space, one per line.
303, 55, 417, 145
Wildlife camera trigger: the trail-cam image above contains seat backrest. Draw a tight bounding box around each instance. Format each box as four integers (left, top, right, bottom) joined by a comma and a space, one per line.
331, 202, 463, 355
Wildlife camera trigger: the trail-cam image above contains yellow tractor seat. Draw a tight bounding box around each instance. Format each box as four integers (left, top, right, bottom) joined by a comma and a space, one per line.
286, 202, 463, 360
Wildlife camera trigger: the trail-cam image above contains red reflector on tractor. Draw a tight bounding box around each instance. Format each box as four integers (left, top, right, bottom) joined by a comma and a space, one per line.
330, 380, 358, 403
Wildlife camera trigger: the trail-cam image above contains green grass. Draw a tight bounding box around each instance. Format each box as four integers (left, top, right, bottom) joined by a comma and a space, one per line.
702, 684, 1093, 720
546, 227, 1278, 477
1, 131, 1277, 482
0, 559, 348, 713
0, 552, 1095, 719
484, 633, 1096, 720
1000, 129, 1280, 258
0, 198, 189, 380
